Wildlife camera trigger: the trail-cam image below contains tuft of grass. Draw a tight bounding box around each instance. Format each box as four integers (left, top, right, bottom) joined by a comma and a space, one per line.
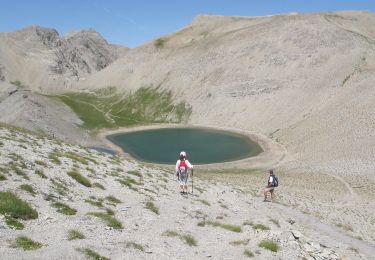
197, 199, 211, 206
336, 223, 354, 232
244, 249, 254, 257
5, 216, 24, 230
105, 195, 122, 205
0, 191, 38, 220
68, 229, 85, 240
163, 230, 197, 246
230, 239, 249, 246
0, 173, 7, 181
243, 220, 253, 226
77, 247, 109, 260
10, 164, 29, 180
85, 197, 104, 208
15, 236, 42, 251
270, 218, 280, 227
154, 38, 166, 48
252, 224, 270, 231
259, 240, 279, 252
20, 184, 36, 196
92, 182, 106, 190
51, 202, 77, 215
34, 160, 47, 166
35, 169, 47, 179
64, 152, 88, 165
48, 151, 62, 165
127, 170, 142, 177
67, 169, 92, 187
145, 201, 159, 215
126, 241, 145, 251
51, 178, 68, 196
206, 220, 242, 232
10, 80, 23, 87
88, 212, 122, 229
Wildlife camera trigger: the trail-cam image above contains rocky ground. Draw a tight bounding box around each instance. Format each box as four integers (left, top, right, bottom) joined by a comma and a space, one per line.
0, 125, 374, 259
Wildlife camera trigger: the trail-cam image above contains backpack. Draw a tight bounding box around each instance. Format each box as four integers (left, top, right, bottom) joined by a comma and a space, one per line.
272, 175, 279, 187
178, 160, 187, 175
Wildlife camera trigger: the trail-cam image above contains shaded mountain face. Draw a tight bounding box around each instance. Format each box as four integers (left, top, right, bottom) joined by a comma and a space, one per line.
0, 26, 127, 91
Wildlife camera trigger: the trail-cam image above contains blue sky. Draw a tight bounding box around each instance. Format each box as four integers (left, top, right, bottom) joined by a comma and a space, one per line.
1, 0, 374, 47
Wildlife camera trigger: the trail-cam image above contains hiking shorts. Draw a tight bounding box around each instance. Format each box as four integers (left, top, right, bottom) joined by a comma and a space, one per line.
179, 172, 188, 185
264, 187, 274, 193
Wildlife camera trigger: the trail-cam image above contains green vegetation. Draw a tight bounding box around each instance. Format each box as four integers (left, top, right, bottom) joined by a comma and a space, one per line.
20, 184, 36, 196
67, 169, 92, 187
51, 178, 68, 196
206, 220, 242, 232
92, 182, 105, 190
35, 169, 47, 179
0, 191, 38, 220
252, 224, 270, 231
197, 199, 211, 206
51, 202, 77, 215
243, 220, 253, 226
68, 229, 85, 240
77, 247, 109, 260
55, 86, 191, 130
145, 201, 159, 214
34, 160, 47, 166
49, 151, 62, 165
116, 176, 142, 189
64, 152, 88, 165
126, 241, 145, 251
5, 216, 24, 230
88, 212, 122, 229
230, 239, 249, 246
244, 249, 254, 257
10, 80, 23, 87
0, 173, 7, 181
163, 230, 197, 246
85, 196, 104, 208
154, 38, 167, 48
259, 240, 279, 252
270, 218, 280, 227
127, 170, 142, 177
15, 236, 42, 251
105, 195, 122, 205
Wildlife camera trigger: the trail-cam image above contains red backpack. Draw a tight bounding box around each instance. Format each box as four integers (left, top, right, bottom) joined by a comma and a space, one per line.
178, 160, 187, 174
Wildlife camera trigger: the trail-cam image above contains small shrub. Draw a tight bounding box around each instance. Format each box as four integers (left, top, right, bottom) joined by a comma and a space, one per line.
77, 247, 109, 260
244, 249, 254, 257
67, 169, 92, 187
20, 184, 36, 196
145, 201, 159, 215
154, 38, 166, 48
92, 182, 105, 190
126, 241, 144, 251
252, 224, 270, 231
35, 169, 47, 179
259, 239, 279, 252
68, 229, 85, 240
88, 212, 122, 229
206, 220, 242, 232
0, 191, 38, 220
51, 202, 77, 215
0, 173, 7, 181
15, 236, 42, 251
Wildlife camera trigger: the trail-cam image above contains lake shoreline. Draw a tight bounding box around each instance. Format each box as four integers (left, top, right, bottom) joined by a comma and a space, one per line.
96, 123, 291, 169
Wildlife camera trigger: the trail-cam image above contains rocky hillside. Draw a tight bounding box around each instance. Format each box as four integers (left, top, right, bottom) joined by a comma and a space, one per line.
0, 26, 127, 92
0, 125, 369, 259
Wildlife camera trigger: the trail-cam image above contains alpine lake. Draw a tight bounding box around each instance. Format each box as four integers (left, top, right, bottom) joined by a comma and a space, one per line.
107, 128, 263, 165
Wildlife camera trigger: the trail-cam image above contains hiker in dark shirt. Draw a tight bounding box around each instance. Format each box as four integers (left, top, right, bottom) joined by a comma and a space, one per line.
263, 169, 277, 202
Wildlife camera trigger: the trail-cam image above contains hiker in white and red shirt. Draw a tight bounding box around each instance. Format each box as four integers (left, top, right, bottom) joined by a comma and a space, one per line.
175, 151, 193, 194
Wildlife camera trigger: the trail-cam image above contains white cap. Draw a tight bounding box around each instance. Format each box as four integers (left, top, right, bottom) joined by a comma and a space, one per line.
180, 151, 186, 158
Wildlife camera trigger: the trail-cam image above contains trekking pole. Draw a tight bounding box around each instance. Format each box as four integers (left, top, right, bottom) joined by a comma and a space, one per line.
191, 168, 194, 194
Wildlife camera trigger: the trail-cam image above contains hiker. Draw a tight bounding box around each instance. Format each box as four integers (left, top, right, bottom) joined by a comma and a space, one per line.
176, 151, 193, 194
264, 169, 278, 202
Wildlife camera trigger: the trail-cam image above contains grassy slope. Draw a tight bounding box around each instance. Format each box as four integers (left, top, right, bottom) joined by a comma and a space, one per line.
55, 86, 192, 129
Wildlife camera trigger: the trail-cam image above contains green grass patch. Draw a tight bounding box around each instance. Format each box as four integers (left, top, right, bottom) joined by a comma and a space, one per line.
77, 247, 109, 260
35, 169, 47, 179
105, 195, 121, 205
67, 169, 92, 187
5, 216, 24, 230
230, 239, 249, 246
64, 152, 88, 165
55, 86, 192, 130
68, 229, 85, 240
51, 202, 77, 215
206, 220, 242, 232
34, 160, 47, 166
127, 170, 142, 177
163, 230, 197, 246
88, 212, 122, 229
85, 197, 104, 208
145, 201, 159, 215
197, 199, 211, 206
0, 173, 7, 181
126, 241, 145, 251
92, 182, 106, 190
48, 151, 62, 165
244, 249, 254, 257
154, 38, 167, 48
243, 220, 253, 226
51, 178, 68, 196
252, 224, 270, 231
20, 184, 36, 196
259, 239, 279, 252
0, 191, 38, 220
15, 236, 42, 251
10, 164, 29, 180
